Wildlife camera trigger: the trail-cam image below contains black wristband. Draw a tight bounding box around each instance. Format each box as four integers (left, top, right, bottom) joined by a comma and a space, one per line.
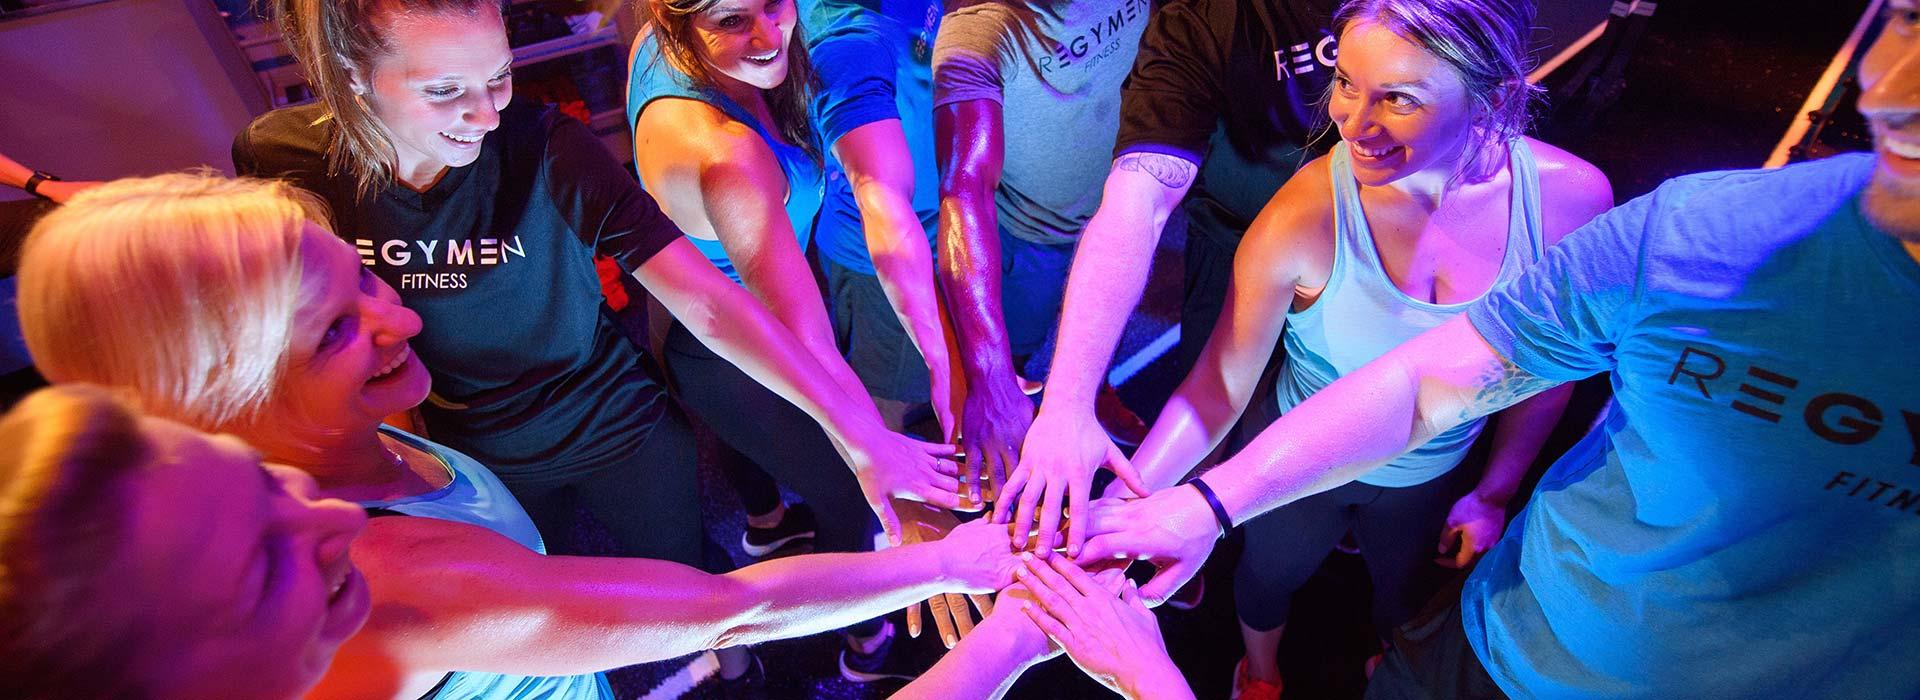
23, 170, 61, 200
1187, 478, 1233, 539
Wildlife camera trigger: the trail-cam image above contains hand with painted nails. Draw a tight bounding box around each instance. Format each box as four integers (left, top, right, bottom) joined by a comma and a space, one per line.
1072, 488, 1221, 606
833, 423, 969, 544
897, 502, 997, 648
1017, 556, 1195, 700
998, 408, 1150, 558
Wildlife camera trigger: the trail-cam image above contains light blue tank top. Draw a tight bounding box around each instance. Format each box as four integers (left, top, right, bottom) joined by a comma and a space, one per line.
1276, 139, 1545, 487
627, 33, 826, 284
360, 427, 615, 700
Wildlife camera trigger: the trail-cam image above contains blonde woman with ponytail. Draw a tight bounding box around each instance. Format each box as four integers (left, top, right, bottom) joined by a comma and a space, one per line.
232, 0, 967, 580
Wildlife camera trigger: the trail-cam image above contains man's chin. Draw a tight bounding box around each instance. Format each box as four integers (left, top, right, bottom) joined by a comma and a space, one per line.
1862, 175, 1920, 243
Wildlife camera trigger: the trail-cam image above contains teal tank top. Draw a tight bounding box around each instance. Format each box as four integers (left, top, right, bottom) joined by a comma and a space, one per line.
360, 427, 614, 700
1275, 139, 1546, 487
627, 33, 826, 284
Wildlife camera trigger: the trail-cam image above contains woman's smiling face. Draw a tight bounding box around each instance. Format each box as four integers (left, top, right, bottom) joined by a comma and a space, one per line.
1326, 19, 1477, 187
689, 0, 798, 92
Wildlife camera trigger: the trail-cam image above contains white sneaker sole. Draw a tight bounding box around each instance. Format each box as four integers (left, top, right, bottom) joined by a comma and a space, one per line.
740, 530, 815, 558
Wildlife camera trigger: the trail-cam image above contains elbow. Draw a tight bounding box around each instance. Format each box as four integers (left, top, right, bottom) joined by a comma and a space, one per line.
706, 577, 771, 649
673, 291, 729, 340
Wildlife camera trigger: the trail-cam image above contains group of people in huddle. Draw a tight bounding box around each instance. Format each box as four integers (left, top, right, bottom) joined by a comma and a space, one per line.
2, 0, 1916, 695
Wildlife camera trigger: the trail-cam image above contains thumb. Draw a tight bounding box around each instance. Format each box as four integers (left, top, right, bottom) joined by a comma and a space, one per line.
1121, 578, 1150, 613
1437, 525, 1460, 554
1105, 444, 1152, 498
1139, 558, 1201, 607
877, 498, 903, 547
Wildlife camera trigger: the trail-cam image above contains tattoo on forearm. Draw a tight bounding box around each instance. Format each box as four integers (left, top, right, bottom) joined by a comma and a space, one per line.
1114, 153, 1198, 189
1458, 354, 1558, 423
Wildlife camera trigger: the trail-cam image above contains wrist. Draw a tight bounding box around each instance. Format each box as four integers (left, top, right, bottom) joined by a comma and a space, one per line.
1470, 483, 1516, 509
22, 170, 62, 200
1120, 658, 1187, 699
972, 612, 1056, 666
960, 346, 1020, 387
1186, 480, 1232, 538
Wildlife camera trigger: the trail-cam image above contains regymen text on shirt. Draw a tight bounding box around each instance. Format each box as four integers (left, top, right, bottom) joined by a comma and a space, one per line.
1666, 344, 1920, 517
355, 236, 530, 267
1039, 0, 1149, 73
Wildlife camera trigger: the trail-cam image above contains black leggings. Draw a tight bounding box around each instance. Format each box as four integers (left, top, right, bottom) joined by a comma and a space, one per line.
663, 321, 878, 557
502, 405, 709, 569
1234, 467, 1462, 638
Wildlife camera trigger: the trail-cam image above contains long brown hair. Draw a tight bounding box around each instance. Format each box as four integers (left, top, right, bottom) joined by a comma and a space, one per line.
272, 0, 507, 195
638, 0, 824, 163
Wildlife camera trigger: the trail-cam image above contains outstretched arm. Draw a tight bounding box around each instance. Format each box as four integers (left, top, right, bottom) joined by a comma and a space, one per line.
315, 514, 1021, 698
0, 152, 103, 203
834, 119, 957, 436
633, 103, 965, 535
1001, 151, 1196, 555
935, 97, 1032, 505
1128, 162, 1328, 490
1079, 317, 1564, 602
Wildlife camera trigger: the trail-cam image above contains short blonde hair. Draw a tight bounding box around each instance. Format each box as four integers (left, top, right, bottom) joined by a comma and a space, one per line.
0, 384, 150, 699
18, 173, 333, 432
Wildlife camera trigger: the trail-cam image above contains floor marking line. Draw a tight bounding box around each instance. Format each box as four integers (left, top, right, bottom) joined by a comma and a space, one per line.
1109, 323, 1182, 387
1529, 20, 1610, 84
1766, 0, 1885, 168
640, 650, 719, 700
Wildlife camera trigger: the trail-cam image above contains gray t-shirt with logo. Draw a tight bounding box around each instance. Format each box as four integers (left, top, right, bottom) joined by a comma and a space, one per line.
932, 0, 1149, 245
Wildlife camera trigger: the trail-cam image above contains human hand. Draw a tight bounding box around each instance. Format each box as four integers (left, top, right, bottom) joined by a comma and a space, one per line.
1016, 556, 1190, 700
835, 425, 966, 545
1074, 487, 1220, 605
998, 408, 1149, 558
897, 502, 996, 648
958, 374, 1035, 509
1435, 491, 1507, 569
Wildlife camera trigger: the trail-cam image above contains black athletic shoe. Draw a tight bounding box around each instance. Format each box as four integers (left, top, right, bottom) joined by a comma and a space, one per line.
838, 621, 920, 683
714, 651, 767, 700
741, 502, 817, 558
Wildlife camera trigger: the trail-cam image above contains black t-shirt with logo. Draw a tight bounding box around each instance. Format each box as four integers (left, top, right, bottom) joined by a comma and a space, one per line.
234, 99, 679, 483
1114, 0, 1339, 245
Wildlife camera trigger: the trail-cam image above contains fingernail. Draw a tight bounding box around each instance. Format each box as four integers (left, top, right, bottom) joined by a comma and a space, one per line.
1015, 567, 1027, 578
1019, 552, 1032, 561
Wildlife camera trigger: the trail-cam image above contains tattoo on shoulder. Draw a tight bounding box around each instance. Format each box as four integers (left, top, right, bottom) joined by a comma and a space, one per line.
1458, 353, 1557, 422
1115, 152, 1198, 189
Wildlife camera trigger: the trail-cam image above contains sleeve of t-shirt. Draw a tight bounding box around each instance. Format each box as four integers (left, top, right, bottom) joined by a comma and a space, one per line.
1466, 185, 1667, 382
812, 16, 902, 146
230, 107, 335, 198
932, 6, 1014, 107
540, 111, 683, 272
1111, 0, 1230, 164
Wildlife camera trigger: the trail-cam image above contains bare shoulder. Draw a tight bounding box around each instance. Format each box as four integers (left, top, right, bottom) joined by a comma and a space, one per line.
635, 98, 776, 177
1239, 154, 1336, 282
1523, 137, 1615, 245
634, 98, 786, 235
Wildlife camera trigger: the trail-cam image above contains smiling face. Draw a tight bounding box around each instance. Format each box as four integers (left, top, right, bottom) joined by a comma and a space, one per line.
1326, 20, 1478, 188
686, 0, 797, 93
250, 224, 430, 440
1858, 0, 1920, 245
121, 418, 370, 699
352, 8, 515, 189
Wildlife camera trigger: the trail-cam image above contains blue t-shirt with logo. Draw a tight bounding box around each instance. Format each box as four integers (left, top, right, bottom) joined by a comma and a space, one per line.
1463, 153, 1920, 698
803, 0, 941, 275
